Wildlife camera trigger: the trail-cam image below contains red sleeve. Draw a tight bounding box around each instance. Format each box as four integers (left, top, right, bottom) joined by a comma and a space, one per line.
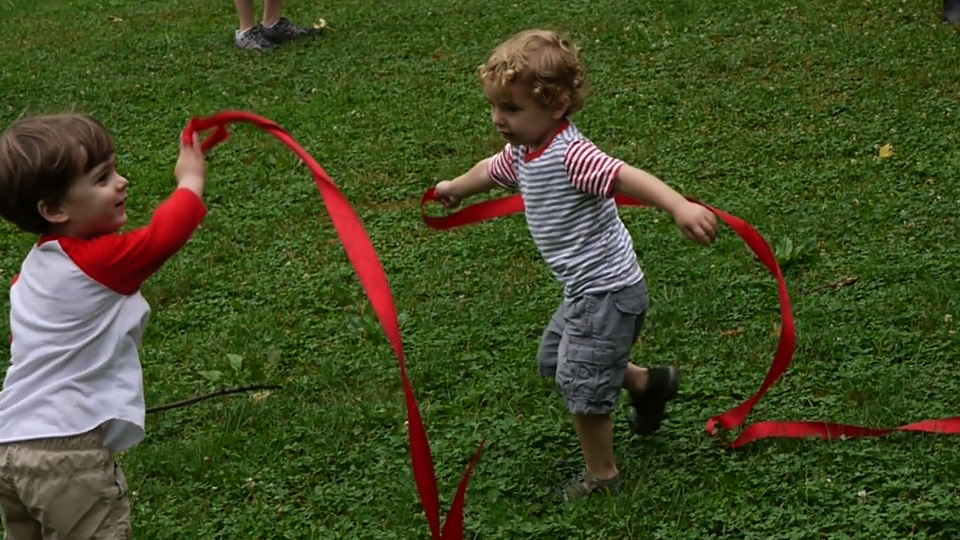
59, 188, 207, 295
563, 140, 625, 198
486, 145, 519, 190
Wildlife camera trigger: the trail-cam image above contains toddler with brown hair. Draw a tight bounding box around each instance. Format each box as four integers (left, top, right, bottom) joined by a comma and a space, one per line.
0, 113, 209, 537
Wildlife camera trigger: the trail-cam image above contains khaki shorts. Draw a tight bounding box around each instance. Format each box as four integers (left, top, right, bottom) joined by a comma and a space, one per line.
0, 427, 131, 540
537, 279, 649, 415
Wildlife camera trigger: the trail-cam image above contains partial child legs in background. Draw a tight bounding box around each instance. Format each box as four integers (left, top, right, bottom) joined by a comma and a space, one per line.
234, 0, 321, 51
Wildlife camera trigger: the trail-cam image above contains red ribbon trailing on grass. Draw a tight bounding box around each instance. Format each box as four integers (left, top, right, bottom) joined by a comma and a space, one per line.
179, 110, 960, 539
419, 189, 960, 446
182, 111, 482, 540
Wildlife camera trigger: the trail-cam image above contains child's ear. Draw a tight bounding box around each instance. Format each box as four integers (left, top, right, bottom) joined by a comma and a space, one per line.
552, 94, 571, 119
37, 200, 69, 224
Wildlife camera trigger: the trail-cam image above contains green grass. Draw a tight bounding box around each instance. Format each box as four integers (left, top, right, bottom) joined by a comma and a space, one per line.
3, 0, 960, 538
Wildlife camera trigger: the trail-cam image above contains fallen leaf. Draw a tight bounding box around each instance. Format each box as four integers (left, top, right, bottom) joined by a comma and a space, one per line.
250, 390, 272, 404
107, 15, 123, 22
878, 143, 894, 159
720, 327, 746, 338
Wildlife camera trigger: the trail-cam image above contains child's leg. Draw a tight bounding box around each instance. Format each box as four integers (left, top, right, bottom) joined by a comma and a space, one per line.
233, 0, 275, 50
234, 0, 257, 32
262, 0, 283, 27
550, 281, 650, 500
622, 363, 649, 393
572, 413, 616, 478
615, 281, 680, 435
3, 428, 131, 539
572, 361, 678, 480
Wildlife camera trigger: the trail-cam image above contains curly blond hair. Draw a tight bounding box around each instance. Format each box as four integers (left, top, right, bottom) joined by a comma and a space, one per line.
478, 29, 588, 116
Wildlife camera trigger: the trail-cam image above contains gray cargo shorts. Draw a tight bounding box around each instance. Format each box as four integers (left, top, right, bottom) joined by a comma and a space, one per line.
537, 279, 649, 415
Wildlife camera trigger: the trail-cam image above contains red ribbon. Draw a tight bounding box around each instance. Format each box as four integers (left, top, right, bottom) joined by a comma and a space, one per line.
182, 111, 482, 540
419, 188, 960, 447
177, 110, 960, 538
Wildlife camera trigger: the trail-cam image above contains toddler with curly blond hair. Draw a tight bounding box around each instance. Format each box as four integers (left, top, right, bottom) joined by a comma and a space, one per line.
434, 29, 719, 502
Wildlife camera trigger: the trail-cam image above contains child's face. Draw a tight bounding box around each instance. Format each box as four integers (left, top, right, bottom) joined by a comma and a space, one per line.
43, 154, 129, 237
484, 81, 566, 151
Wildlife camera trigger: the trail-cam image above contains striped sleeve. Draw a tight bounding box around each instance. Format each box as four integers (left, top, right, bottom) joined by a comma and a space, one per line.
563, 140, 625, 197
486, 144, 519, 190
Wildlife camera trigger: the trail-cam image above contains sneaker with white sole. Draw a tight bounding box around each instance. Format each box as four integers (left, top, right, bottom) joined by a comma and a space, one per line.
235, 25, 275, 51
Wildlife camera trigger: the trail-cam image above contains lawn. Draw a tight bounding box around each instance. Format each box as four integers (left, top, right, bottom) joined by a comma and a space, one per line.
2, 0, 960, 538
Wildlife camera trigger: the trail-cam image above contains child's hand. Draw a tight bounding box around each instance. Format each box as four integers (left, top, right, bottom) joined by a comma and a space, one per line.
176, 134, 206, 183
175, 134, 207, 197
672, 202, 718, 246
434, 180, 462, 209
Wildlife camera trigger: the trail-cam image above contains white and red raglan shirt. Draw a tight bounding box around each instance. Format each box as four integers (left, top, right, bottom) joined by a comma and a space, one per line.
486, 119, 644, 298
0, 187, 207, 453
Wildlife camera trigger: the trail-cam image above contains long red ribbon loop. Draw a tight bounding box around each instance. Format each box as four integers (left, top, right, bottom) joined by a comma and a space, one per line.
420, 188, 960, 447
181, 112, 482, 540
176, 110, 960, 536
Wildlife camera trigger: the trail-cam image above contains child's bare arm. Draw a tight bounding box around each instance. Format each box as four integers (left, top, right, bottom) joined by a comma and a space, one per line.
613, 164, 688, 214
614, 164, 718, 246
435, 157, 499, 208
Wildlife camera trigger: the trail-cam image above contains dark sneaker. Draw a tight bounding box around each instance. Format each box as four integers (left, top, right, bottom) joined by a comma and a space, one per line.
235, 25, 275, 51
261, 17, 321, 44
628, 365, 680, 435
946, 0, 960, 23
548, 470, 624, 502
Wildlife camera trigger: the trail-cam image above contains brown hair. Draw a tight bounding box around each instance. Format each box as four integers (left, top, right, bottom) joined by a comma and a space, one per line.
478, 29, 589, 116
0, 113, 114, 234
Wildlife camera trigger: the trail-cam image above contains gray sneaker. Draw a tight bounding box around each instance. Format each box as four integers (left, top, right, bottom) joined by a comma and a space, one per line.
260, 17, 320, 44
235, 25, 275, 51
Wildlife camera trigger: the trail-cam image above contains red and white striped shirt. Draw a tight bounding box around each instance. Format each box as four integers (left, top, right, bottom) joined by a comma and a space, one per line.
487, 119, 644, 297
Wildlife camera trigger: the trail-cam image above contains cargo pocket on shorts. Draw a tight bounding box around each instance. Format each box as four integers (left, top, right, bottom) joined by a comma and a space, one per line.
612, 281, 648, 316
557, 335, 617, 406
